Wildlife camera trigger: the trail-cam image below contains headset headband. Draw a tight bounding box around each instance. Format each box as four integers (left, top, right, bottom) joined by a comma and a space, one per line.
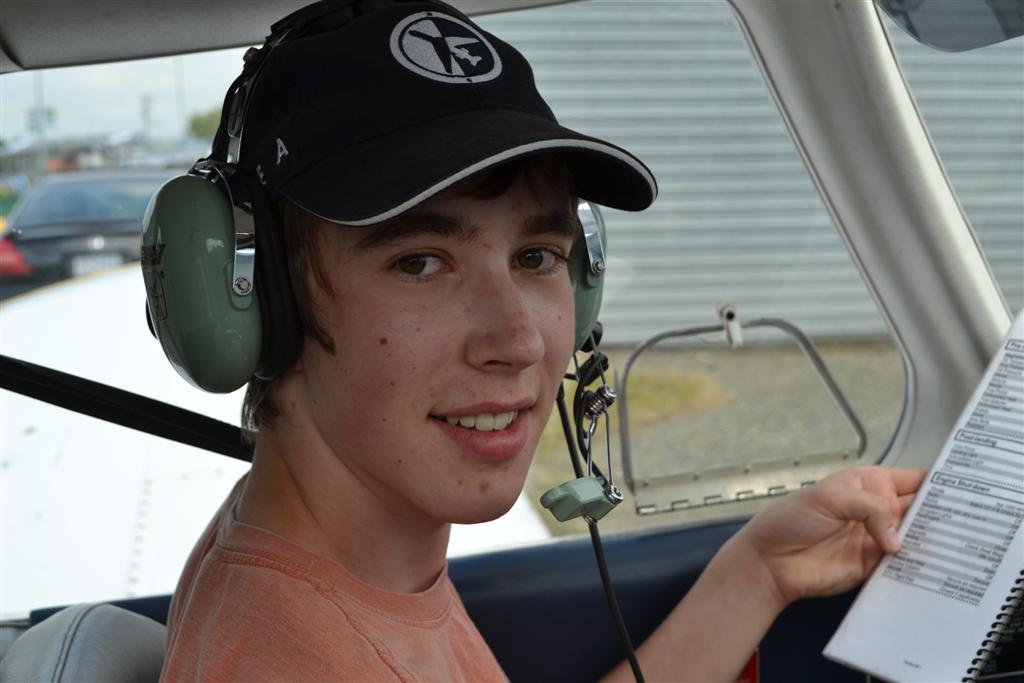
202, 0, 451, 297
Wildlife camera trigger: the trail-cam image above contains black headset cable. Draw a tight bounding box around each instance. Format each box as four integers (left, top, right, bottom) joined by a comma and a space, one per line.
555, 388, 646, 683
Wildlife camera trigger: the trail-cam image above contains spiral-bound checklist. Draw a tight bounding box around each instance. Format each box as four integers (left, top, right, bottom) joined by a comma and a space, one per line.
824, 311, 1024, 683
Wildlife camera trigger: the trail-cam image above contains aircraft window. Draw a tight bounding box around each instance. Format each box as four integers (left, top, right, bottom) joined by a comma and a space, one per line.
881, 12, 1024, 314
1, 49, 251, 613
4, 0, 1016, 612
475, 0, 912, 536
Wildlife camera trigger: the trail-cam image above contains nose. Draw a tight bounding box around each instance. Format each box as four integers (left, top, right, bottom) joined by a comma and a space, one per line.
464, 270, 546, 372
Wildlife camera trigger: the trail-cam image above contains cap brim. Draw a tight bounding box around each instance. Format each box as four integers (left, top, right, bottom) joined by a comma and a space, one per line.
278, 109, 657, 225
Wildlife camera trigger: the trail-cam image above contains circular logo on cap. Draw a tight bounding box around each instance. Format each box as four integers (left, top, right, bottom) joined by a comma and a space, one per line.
390, 11, 502, 84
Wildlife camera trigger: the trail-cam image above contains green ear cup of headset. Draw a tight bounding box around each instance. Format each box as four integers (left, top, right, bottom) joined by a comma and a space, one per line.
141, 174, 262, 393
570, 202, 607, 352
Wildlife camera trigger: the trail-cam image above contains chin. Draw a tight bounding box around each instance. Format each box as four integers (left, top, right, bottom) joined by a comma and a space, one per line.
442, 487, 523, 525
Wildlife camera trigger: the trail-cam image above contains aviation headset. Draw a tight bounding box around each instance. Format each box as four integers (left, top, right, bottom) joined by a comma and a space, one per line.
141, 0, 654, 394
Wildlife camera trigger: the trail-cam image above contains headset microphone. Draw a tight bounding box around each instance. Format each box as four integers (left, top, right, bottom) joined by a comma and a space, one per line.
541, 328, 622, 523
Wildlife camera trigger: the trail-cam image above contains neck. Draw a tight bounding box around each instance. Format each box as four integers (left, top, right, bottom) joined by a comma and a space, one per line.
236, 420, 451, 594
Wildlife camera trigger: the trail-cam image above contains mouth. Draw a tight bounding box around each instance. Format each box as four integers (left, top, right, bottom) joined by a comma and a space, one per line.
430, 410, 519, 432
429, 404, 532, 462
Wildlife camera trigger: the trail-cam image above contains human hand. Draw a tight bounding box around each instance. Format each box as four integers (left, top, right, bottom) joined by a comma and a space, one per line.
734, 466, 926, 606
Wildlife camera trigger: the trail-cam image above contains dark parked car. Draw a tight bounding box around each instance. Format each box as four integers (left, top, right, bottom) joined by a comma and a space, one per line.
0, 169, 175, 300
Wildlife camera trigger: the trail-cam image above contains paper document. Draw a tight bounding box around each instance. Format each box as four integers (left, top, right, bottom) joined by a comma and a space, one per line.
824, 311, 1024, 683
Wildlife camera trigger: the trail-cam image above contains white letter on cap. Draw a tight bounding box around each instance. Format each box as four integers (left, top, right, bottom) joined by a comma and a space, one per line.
276, 138, 289, 165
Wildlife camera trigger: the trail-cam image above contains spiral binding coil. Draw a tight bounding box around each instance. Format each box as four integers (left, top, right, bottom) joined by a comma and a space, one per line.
963, 569, 1024, 682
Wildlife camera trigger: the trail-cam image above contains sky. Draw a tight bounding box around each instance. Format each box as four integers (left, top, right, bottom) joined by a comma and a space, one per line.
0, 47, 248, 147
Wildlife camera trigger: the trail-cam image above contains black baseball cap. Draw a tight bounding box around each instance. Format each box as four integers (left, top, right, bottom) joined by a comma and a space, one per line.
237, 0, 657, 225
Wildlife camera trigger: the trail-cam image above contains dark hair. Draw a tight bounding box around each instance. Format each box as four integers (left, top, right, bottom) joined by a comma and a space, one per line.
240, 154, 576, 443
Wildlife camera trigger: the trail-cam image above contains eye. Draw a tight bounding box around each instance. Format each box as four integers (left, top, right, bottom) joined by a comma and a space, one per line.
516, 247, 565, 271
394, 253, 444, 277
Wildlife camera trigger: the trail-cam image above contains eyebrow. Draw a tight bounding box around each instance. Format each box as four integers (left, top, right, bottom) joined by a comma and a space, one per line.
353, 212, 473, 251
353, 209, 580, 251
521, 210, 580, 241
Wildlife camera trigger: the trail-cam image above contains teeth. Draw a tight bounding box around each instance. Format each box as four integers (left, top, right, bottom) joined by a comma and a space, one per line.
442, 410, 518, 432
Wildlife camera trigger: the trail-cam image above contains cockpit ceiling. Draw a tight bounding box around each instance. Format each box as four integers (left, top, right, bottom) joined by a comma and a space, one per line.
0, 0, 573, 73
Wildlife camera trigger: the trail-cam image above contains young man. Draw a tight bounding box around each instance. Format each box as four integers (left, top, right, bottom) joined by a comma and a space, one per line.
160, 1, 924, 680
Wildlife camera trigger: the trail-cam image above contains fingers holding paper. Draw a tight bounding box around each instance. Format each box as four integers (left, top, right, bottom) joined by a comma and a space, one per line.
736, 466, 927, 605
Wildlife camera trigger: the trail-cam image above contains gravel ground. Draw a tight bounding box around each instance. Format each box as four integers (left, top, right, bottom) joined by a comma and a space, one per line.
524, 339, 906, 536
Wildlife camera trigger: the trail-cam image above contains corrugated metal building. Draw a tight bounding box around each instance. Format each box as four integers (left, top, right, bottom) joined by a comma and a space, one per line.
479, 1, 1023, 345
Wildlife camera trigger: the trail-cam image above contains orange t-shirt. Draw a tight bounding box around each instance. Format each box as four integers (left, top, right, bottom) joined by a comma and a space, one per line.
161, 478, 508, 682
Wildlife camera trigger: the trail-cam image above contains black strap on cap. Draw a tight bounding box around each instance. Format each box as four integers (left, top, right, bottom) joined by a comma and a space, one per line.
268, 0, 360, 38
247, 181, 303, 380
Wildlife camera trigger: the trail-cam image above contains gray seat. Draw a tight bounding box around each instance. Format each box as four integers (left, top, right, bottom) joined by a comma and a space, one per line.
0, 603, 165, 683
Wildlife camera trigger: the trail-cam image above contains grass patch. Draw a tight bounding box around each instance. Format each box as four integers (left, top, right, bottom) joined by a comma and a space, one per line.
621, 372, 731, 426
